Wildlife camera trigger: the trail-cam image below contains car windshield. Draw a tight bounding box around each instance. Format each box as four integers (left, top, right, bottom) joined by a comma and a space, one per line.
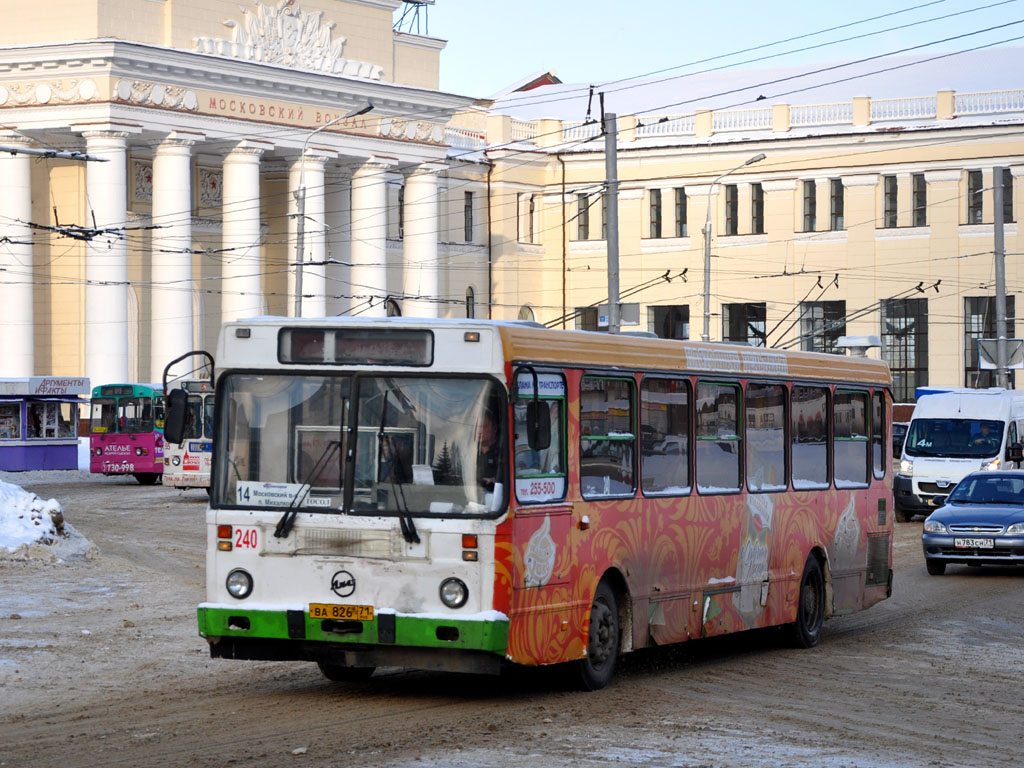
948, 475, 1024, 505
904, 418, 1004, 459
214, 373, 506, 518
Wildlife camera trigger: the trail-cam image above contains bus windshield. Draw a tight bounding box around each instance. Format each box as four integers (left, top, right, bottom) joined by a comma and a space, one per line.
216, 373, 506, 517
904, 418, 1004, 459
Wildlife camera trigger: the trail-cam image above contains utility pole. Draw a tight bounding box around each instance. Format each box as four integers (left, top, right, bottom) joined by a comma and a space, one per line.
993, 166, 1009, 388
603, 111, 621, 334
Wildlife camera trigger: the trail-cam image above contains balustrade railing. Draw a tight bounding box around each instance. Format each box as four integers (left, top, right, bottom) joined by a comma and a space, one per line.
790, 102, 853, 127
871, 96, 936, 122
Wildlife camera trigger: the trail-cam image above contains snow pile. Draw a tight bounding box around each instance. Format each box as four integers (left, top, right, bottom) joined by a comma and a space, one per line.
0, 478, 95, 561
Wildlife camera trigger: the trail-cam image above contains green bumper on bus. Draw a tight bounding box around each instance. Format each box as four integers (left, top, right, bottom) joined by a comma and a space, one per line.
197, 606, 509, 655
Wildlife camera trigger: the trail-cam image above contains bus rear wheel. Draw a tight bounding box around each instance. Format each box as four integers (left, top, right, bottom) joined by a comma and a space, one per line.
317, 662, 375, 682
133, 473, 159, 485
789, 556, 825, 649
573, 579, 620, 691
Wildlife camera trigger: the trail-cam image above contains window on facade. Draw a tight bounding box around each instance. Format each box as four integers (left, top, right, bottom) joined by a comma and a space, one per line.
872, 391, 885, 478
883, 175, 898, 228
463, 191, 474, 242
800, 301, 846, 354
964, 295, 1016, 388
1002, 168, 1014, 223
834, 391, 869, 488
967, 170, 984, 224
0, 403, 22, 440
724, 184, 738, 236
575, 306, 599, 331
675, 187, 687, 237
696, 381, 741, 493
513, 371, 566, 504
792, 385, 829, 489
751, 182, 764, 235
723, 302, 766, 347
640, 378, 690, 495
830, 178, 844, 230
576, 193, 590, 240
912, 173, 927, 227
580, 377, 636, 498
649, 188, 662, 239
465, 286, 475, 319
802, 180, 817, 232
746, 382, 786, 492
881, 298, 929, 402
648, 305, 689, 340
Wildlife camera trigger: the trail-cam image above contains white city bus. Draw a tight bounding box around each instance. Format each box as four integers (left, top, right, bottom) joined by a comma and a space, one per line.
162, 378, 215, 491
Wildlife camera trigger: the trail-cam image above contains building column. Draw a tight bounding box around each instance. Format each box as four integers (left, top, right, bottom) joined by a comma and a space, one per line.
350, 158, 394, 317
288, 151, 330, 317
325, 168, 352, 316
150, 133, 199, 382
82, 130, 131, 385
0, 135, 34, 376
221, 141, 269, 326
402, 164, 443, 317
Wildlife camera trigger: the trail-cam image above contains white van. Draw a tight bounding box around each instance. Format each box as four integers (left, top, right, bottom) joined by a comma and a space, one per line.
894, 388, 1024, 521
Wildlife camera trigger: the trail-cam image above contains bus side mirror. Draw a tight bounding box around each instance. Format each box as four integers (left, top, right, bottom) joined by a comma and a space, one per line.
164, 389, 188, 445
1007, 442, 1023, 464
526, 401, 551, 451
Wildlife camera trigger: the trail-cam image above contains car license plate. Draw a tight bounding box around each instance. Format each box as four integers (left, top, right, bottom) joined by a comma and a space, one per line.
309, 603, 374, 621
954, 538, 994, 549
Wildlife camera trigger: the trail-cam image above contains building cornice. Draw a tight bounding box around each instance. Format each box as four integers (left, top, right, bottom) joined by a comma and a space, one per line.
393, 32, 448, 52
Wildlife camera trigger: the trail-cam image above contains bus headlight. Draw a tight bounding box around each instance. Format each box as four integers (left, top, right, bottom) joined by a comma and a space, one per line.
899, 458, 913, 476
171, 455, 181, 466
226, 569, 253, 599
439, 577, 468, 609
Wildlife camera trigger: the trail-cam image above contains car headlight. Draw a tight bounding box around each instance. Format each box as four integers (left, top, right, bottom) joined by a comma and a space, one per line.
923, 518, 948, 534
981, 458, 1000, 471
899, 458, 914, 475
1005, 522, 1024, 535
226, 569, 253, 599
439, 577, 468, 609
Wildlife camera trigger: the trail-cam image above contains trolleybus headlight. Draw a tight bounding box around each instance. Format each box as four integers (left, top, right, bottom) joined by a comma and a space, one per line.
226, 569, 253, 599
94, 448, 102, 456
439, 577, 468, 609
135, 447, 144, 456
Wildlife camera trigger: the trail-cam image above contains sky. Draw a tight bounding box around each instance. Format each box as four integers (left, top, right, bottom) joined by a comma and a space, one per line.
410, 0, 1024, 102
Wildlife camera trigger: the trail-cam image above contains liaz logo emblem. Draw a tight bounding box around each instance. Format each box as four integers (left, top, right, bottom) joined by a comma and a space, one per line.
331, 570, 356, 598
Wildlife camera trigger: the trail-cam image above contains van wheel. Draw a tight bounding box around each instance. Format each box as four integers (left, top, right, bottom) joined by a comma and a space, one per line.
789, 556, 825, 649
893, 504, 912, 523
573, 580, 620, 691
317, 662, 375, 681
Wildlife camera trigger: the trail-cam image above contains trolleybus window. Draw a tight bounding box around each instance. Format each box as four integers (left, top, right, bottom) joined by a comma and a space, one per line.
696, 381, 741, 493
640, 377, 690, 496
834, 390, 869, 488
792, 385, 829, 489
580, 376, 636, 498
746, 382, 786, 492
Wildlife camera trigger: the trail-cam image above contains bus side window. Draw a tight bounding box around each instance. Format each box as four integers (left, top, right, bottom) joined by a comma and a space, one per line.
514, 372, 567, 505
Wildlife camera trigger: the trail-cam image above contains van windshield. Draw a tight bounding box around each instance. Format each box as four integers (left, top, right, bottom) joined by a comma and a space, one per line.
904, 418, 1003, 459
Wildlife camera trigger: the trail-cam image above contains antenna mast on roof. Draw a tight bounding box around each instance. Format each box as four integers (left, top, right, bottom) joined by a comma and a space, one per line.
394, 0, 433, 35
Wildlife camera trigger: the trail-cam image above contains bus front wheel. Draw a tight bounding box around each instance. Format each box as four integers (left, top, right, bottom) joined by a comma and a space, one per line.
317, 662, 375, 682
134, 473, 159, 485
574, 579, 620, 691
789, 556, 825, 649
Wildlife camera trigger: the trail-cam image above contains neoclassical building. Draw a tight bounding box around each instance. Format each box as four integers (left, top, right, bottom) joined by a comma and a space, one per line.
0, 0, 476, 385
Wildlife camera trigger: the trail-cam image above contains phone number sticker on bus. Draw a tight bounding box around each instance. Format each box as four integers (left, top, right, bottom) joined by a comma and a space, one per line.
236, 481, 309, 507
516, 477, 566, 501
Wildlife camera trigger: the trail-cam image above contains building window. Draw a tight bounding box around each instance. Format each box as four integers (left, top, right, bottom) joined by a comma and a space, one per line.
750, 182, 764, 235
465, 286, 475, 319
1002, 167, 1014, 223
800, 301, 846, 354
912, 173, 927, 227
576, 193, 590, 240
649, 188, 662, 239
674, 187, 687, 237
883, 175, 898, 228
722, 302, 766, 347
964, 296, 1016, 388
648, 305, 689, 340
724, 184, 738, 236
802, 180, 816, 232
881, 298, 928, 402
463, 191, 473, 242
575, 306, 598, 331
830, 178, 844, 230
967, 170, 983, 224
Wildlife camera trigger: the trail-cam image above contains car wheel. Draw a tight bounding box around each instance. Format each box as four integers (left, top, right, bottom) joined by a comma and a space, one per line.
925, 560, 946, 576
317, 662, 375, 681
789, 556, 825, 649
573, 579, 620, 691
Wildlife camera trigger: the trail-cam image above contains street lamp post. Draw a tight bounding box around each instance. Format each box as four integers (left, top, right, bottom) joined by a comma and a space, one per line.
702, 152, 766, 342
294, 103, 374, 317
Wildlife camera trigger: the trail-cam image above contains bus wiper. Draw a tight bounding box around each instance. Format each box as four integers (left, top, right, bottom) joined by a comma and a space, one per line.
274, 439, 342, 539
378, 392, 419, 545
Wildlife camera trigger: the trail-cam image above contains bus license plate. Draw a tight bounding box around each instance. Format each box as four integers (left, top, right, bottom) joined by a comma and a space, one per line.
954, 538, 994, 549
309, 603, 374, 621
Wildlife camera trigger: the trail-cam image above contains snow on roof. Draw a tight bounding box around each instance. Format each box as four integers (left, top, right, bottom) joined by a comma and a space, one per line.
488, 46, 1024, 121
